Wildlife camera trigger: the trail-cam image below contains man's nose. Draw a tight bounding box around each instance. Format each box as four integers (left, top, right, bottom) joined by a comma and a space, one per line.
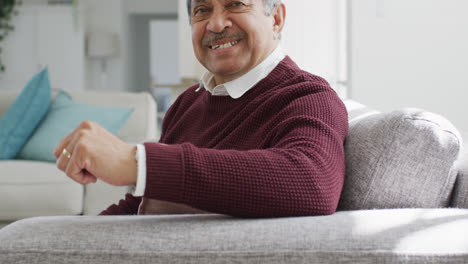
206, 10, 232, 33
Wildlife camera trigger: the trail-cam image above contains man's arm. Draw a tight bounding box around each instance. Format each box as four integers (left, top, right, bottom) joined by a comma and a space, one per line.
140, 94, 348, 218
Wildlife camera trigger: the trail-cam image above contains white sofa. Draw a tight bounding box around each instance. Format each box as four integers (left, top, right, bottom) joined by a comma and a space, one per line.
0, 89, 157, 221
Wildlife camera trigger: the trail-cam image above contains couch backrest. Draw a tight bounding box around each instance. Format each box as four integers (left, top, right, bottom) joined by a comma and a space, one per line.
0, 89, 158, 143
340, 99, 464, 210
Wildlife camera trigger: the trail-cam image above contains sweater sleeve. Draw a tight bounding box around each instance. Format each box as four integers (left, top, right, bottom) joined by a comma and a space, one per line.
99, 193, 142, 215
142, 92, 348, 218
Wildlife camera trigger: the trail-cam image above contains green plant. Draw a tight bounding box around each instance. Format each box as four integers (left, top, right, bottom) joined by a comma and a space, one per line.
0, 0, 22, 72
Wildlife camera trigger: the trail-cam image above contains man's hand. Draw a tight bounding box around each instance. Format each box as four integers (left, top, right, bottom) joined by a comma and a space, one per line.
54, 121, 137, 186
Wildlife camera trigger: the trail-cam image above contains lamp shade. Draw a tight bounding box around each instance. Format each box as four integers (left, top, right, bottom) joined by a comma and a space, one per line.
86, 32, 119, 58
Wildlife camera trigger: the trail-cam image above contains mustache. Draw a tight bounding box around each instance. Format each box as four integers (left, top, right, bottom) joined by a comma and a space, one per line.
202, 32, 247, 46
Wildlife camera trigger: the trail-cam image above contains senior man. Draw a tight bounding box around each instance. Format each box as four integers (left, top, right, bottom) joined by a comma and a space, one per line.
54, 0, 348, 218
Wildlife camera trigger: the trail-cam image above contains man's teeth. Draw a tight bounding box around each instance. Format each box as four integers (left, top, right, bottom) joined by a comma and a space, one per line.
211, 40, 239, 50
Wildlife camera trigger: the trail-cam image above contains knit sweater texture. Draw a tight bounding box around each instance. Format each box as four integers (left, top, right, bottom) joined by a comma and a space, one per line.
100, 56, 348, 218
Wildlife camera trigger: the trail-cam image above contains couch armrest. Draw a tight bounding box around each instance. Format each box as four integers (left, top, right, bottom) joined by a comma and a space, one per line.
3, 209, 468, 263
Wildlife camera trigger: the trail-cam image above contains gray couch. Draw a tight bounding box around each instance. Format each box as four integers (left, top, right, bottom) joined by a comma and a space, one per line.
1, 99, 467, 263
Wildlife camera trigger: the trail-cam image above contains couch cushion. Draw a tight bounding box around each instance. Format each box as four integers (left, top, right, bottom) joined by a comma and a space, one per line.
0, 160, 83, 221
17, 90, 133, 162
339, 101, 462, 210
1, 209, 467, 263
0, 68, 50, 159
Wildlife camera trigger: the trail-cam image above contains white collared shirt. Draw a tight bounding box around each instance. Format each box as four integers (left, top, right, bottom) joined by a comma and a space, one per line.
195, 46, 285, 98
133, 46, 285, 197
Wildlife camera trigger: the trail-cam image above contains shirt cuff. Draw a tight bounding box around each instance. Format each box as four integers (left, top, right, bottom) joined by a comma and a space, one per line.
133, 144, 147, 197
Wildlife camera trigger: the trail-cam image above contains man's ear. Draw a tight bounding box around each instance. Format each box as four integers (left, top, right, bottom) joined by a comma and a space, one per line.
272, 3, 286, 40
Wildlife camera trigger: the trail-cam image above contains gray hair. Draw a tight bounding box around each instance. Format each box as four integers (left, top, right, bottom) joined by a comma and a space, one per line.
263, 0, 282, 15
186, 0, 282, 21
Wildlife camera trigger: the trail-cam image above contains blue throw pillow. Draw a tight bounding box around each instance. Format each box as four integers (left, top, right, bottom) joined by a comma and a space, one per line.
17, 90, 134, 162
0, 68, 51, 159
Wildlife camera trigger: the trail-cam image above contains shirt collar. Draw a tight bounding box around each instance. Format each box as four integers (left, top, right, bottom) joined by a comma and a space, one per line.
196, 45, 285, 99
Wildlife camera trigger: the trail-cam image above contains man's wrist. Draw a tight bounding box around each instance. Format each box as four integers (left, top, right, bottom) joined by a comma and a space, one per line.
125, 145, 138, 186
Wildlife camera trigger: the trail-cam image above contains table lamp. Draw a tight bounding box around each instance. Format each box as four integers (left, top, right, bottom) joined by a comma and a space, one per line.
86, 32, 119, 90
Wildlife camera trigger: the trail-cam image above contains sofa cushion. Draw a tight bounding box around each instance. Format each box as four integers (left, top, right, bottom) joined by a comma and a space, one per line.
0, 68, 50, 159
17, 90, 133, 162
0, 160, 83, 221
1, 209, 468, 263
339, 102, 462, 210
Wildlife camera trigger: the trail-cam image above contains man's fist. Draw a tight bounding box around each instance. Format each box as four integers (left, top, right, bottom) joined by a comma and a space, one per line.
54, 121, 137, 186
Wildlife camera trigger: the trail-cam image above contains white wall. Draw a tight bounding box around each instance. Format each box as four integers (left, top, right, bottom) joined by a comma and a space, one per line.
150, 20, 179, 85
349, 0, 468, 141
0, 4, 85, 91
282, 0, 336, 87
281, 0, 346, 96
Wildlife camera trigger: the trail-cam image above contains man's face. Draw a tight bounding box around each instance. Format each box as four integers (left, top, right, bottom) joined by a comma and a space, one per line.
190, 0, 281, 84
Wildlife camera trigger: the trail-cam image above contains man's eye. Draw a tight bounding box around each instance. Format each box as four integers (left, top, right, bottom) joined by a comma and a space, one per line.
228, 1, 246, 8
226, 1, 252, 12
193, 7, 210, 16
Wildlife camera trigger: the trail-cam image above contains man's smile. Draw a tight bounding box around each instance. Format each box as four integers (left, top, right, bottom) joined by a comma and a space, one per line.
209, 40, 240, 50
202, 31, 247, 52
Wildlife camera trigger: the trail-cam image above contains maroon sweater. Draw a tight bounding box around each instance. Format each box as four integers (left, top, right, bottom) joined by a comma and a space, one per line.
100, 56, 348, 218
